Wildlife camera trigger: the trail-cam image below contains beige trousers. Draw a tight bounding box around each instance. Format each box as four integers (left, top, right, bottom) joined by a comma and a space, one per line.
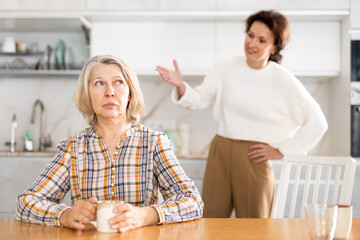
202, 135, 275, 218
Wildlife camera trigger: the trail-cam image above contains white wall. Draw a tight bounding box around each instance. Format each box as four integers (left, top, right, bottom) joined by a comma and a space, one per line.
0, 0, 350, 11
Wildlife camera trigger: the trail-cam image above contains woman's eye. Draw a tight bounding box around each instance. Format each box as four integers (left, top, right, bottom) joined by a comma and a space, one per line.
116, 80, 124, 85
248, 32, 254, 38
95, 81, 103, 86
260, 39, 266, 43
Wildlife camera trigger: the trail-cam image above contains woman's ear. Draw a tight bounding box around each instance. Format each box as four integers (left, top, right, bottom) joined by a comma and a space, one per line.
271, 46, 276, 55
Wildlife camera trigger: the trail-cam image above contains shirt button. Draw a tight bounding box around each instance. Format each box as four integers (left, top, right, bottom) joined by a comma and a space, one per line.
112, 167, 115, 171
112, 175, 115, 178
111, 183, 114, 187
111, 192, 115, 195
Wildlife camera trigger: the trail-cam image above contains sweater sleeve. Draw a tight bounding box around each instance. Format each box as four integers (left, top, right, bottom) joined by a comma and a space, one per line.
15, 138, 72, 226
170, 62, 221, 110
277, 77, 328, 155
151, 133, 204, 223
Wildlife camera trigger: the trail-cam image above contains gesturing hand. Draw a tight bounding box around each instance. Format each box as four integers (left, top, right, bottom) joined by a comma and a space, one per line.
59, 197, 97, 230
155, 59, 183, 87
248, 144, 284, 163
108, 203, 159, 233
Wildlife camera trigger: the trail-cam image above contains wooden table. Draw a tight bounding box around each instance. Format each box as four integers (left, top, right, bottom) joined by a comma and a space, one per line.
1, 218, 359, 240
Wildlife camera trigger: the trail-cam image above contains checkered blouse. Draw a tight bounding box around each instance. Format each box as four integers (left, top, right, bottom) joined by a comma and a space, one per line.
16, 124, 203, 226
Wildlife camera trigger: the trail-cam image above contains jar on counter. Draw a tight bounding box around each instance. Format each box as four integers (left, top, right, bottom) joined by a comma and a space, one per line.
177, 123, 190, 156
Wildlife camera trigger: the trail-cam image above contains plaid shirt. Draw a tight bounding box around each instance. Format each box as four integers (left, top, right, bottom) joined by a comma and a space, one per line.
16, 124, 203, 226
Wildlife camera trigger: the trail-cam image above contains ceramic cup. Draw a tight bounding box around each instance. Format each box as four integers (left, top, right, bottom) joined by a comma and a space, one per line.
334, 205, 353, 239
91, 200, 124, 233
305, 204, 338, 240
2, 37, 16, 53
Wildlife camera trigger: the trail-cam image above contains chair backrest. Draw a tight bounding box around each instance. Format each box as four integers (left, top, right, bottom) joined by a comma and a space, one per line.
273, 155, 356, 219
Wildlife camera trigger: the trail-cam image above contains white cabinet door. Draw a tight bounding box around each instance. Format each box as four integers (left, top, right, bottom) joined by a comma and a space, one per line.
281, 21, 340, 73
215, 22, 245, 60
92, 20, 340, 75
351, 0, 360, 29
216, 21, 341, 74
0, 157, 71, 218
91, 21, 214, 72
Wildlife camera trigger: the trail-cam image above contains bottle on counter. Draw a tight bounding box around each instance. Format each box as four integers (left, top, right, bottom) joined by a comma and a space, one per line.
177, 123, 190, 156
164, 121, 179, 154
24, 131, 34, 152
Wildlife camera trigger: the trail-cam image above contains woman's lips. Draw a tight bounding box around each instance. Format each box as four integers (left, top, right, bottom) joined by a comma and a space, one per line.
246, 47, 256, 54
103, 103, 118, 108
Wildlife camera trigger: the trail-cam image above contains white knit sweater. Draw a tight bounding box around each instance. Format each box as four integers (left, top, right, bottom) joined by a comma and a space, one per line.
171, 56, 328, 155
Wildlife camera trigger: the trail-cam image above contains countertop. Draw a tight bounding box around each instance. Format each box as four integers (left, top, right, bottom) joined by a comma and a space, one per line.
0, 151, 56, 157
0, 151, 207, 159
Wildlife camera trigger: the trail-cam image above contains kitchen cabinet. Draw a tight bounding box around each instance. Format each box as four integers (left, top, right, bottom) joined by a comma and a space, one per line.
215, 21, 340, 78
178, 158, 207, 193
90, 12, 342, 80
0, 156, 71, 218
91, 21, 214, 73
0, 10, 345, 80
351, 0, 360, 29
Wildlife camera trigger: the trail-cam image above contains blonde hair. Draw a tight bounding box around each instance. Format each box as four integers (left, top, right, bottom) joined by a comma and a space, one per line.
75, 55, 145, 126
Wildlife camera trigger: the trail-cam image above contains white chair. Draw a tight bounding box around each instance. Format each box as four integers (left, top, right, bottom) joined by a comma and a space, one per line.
273, 155, 356, 218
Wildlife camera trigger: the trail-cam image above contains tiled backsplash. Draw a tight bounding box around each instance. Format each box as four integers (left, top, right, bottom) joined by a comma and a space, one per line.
0, 75, 330, 155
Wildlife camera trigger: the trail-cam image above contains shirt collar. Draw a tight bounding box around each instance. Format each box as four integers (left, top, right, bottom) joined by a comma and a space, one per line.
86, 123, 139, 141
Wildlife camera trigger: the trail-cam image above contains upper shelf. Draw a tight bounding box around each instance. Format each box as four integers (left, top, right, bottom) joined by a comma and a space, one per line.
0, 51, 43, 56
0, 70, 82, 78
0, 69, 340, 82
137, 70, 340, 82
83, 9, 350, 22
0, 9, 350, 31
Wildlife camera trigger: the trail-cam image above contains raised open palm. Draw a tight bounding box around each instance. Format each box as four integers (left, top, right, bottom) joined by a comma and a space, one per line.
156, 59, 183, 87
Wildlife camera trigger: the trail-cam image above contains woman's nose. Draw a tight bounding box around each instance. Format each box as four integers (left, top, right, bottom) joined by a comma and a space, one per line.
248, 38, 257, 47
105, 86, 115, 97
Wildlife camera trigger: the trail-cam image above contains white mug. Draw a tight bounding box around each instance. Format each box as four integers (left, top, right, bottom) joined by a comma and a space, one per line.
334, 205, 353, 239
2, 37, 16, 53
91, 200, 124, 233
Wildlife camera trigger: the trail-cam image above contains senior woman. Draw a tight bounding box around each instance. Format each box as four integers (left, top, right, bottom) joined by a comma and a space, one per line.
16, 55, 203, 232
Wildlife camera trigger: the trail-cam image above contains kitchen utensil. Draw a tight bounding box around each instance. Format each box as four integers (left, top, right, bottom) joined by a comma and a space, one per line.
45, 45, 52, 70
64, 47, 73, 70
2, 37, 16, 53
55, 39, 66, 70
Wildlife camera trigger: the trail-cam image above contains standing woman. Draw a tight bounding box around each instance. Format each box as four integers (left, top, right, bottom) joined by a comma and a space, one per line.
156, 10, 328, 218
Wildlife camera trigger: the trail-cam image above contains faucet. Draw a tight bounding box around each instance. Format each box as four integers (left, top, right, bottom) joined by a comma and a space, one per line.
5, 114, 17, 152
31, 99, 52, 151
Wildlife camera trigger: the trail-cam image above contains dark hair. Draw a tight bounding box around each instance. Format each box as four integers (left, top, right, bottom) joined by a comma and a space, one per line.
245, 10, 290, 63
